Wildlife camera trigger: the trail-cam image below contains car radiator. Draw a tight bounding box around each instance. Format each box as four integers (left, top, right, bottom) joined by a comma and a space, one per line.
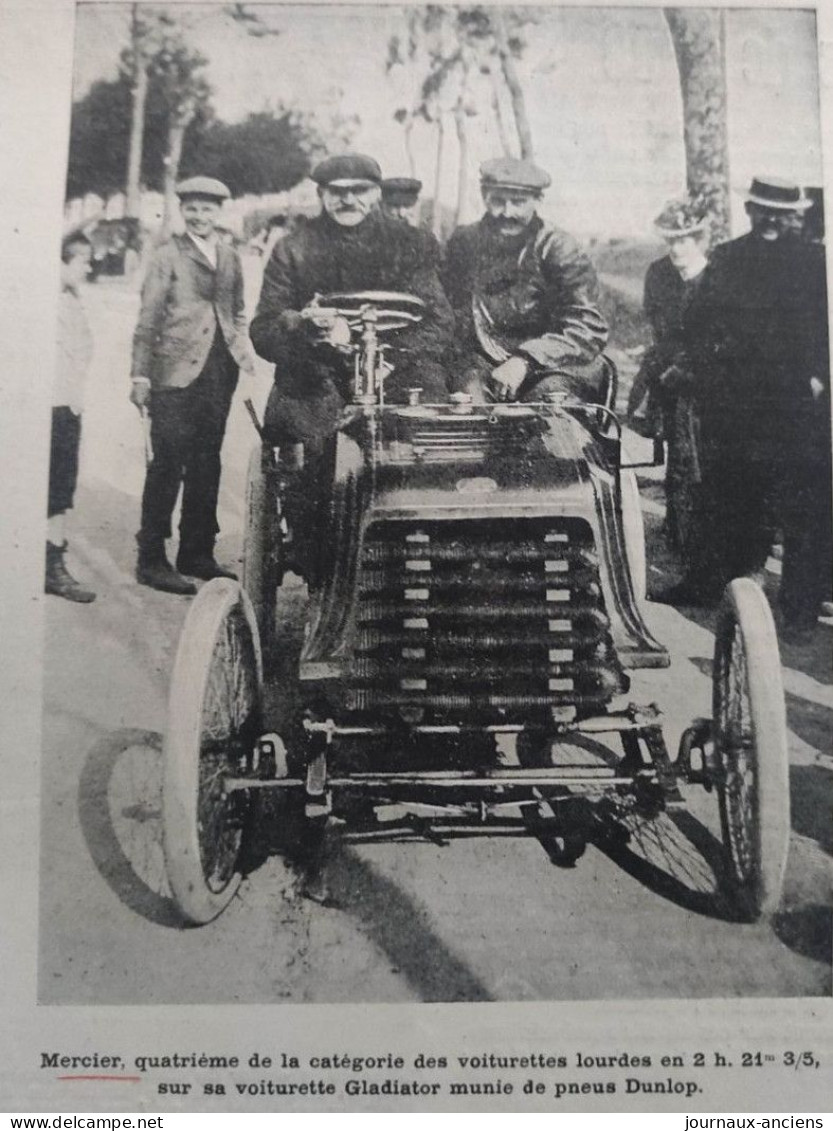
346, 517, 629, 723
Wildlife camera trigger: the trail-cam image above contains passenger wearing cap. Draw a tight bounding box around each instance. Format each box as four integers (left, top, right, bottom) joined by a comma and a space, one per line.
130, 175, 254, 594
381, 177, 423, 226
626, 195, 710, 560
672, 175, 829, 629
442, 157, 608, 403
250, 152, 453, 445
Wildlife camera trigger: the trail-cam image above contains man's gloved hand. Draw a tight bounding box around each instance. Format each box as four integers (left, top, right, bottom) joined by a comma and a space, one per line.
489, 356, 529, 401
299, 304, 352, 349
130, 377, 151, 409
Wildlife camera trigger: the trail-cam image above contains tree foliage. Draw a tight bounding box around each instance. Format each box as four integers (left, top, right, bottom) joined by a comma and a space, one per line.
66, 75, 173, 198
66, 86, 354, 202
180, 111, 312, 195
386, 4, 536, 226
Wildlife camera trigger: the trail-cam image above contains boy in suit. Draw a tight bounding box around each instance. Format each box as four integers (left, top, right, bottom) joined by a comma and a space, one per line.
130, 177, 252, 593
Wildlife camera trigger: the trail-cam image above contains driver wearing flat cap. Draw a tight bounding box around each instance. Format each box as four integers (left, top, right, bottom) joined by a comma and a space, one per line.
250, 153, 453, 445
443, 158, 609, 403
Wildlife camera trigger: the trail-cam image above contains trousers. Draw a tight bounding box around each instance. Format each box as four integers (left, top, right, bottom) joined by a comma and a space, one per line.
138, 331, 238, 551
48, 406, 82, 517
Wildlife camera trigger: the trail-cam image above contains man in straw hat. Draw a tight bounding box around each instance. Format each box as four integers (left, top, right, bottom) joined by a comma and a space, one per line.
626, 195, 710, 562
442, 157, 608, 404
668, 176, 829, 630
130, 176, 253, 594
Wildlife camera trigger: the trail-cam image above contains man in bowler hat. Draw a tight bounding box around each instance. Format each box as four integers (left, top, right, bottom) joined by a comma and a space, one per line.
442, 157, 609, 404
677, 176, 829, 629
130, 176, 253, 594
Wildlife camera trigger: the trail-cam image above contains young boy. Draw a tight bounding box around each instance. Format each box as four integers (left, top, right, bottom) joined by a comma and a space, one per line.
46, 233, 96, 603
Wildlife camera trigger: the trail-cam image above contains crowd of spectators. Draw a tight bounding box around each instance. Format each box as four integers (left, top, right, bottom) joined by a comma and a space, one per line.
46, 159, 832, 643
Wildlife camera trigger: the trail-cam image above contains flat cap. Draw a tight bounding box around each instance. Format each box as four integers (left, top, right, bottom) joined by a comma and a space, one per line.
382, 177, 422, 201
480, 158, 551, 194
312, 153, 382, 187
175, 176, 230, 201
746, 175, 810, 211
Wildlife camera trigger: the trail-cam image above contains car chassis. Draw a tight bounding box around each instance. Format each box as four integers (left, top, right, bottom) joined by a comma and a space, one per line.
161, 292, 791, 927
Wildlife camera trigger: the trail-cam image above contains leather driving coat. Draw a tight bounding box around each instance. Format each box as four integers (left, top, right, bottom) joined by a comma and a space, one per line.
443, 214, 608, 371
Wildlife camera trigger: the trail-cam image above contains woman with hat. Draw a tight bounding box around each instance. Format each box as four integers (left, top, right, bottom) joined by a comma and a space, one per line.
626, 195, 710, 561
129, 176, 254, 594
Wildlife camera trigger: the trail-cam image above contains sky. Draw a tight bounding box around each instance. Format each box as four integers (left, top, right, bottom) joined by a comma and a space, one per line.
71, 3, 823, 237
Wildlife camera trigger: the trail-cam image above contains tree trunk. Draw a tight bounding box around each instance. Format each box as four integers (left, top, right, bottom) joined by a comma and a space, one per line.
491, 9, 534, 160
453, 103, 469, 227
403, 117, 417, 178
489, 66, 513, 158
125, 63, 148, 218
664, 8, 731, 243
161, 111, 193, 238
124, 5, 149, 219
431, 114, 445, 239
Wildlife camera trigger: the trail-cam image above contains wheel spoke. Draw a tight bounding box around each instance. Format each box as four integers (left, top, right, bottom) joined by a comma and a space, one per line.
716, 614, 760, 890
196, 604, 260, 893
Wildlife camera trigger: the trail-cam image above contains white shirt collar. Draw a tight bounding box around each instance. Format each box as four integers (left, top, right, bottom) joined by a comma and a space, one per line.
187, 229, 218, 267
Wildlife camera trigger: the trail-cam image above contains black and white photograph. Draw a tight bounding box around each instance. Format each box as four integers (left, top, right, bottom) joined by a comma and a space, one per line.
1, 0, 832, 1113
35, 0, 833, 1004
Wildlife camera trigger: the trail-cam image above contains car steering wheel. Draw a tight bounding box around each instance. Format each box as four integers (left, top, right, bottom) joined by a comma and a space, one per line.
314, 291, 425, 335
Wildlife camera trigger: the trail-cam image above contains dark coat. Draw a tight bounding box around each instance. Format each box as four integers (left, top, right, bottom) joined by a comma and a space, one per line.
683, 231, 828, 452
644, 255, 699, 361
442, 214, 608, 371
250, 211, 454, 441
131, 233, 249, 389
250, 211, 454, 380
627, 255, 705, 417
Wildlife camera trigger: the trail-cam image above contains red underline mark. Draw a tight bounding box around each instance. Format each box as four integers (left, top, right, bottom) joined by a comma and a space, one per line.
57, 1076, 141, 1083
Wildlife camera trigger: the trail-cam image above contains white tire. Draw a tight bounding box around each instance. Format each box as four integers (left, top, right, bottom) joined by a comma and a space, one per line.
163, 579, 263, 924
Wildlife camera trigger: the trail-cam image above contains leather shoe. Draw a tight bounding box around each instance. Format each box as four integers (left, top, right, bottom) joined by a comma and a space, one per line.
45, 542, 96, 603
136, 560, 197, 595
176, 554, 238, 581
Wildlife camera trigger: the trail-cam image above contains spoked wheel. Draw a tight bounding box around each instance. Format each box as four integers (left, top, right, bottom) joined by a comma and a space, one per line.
241, 444, 283, 649
713, 578, 790, 922
621, 469, 647, 604
163, 580, 264, 924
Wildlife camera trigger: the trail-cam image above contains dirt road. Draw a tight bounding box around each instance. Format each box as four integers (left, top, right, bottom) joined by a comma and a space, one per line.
38, 273, 832, 1004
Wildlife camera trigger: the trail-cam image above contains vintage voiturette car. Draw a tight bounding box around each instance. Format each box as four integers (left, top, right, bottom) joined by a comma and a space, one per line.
160, 292, 790, 928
